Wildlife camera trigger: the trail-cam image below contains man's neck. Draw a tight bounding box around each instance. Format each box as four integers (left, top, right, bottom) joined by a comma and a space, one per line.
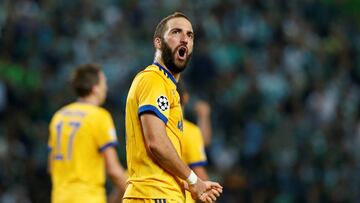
77, 96, 99, 106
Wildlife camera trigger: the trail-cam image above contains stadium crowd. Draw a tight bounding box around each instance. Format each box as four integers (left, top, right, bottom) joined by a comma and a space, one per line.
1, 0, 360, 202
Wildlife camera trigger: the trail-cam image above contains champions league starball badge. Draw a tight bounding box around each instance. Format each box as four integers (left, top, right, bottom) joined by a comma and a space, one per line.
157, 95, 169, 111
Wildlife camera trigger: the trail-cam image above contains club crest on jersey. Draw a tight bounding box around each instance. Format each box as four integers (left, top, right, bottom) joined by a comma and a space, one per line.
157, 95, 169, 111
178, 120, 183, 132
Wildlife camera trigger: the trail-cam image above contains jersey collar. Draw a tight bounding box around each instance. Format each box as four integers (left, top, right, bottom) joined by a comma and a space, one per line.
153, 62, 177, 86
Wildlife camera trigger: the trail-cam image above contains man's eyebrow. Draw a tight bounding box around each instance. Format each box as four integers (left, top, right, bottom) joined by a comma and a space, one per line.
170, 28, 181, 31
169, 28, 194, 37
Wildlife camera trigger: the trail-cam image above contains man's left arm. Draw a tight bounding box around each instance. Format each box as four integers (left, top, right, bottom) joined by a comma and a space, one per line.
103, 147, 127, 203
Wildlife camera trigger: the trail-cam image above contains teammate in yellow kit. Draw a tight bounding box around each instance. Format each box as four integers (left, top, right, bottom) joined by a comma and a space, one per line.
178, 82, 211, 203
124, 12, 222, 203
48, 64, 127, 203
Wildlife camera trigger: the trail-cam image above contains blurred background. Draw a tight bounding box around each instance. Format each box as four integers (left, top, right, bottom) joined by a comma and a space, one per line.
1, 0, 360, 202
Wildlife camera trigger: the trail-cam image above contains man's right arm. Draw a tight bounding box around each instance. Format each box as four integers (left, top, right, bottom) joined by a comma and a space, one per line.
140, 113, 191, 180
140, 113, 222, 202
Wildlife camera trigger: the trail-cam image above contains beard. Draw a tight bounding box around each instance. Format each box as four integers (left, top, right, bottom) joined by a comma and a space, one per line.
161, 39, 192, 74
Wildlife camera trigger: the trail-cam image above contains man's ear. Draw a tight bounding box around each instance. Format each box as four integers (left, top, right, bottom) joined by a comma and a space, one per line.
154, 37, 161, 49
92, 85, 99, 95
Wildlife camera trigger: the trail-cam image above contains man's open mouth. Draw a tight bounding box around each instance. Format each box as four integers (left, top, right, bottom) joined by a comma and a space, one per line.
177, 46, 187, 60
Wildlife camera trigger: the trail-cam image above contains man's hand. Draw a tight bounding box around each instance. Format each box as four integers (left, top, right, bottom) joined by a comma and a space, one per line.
188, 178, 223, 203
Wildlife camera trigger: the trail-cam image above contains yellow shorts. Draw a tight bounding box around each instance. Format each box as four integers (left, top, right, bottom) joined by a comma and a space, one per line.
123, 198, 182, 203
185, 191, 195, 203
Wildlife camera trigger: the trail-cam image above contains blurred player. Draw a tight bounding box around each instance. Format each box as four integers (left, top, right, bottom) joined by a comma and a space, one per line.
124, 12, 222, 203
177, 82, 210, 203
48, 64, 127, 203
193, 101, 212, 148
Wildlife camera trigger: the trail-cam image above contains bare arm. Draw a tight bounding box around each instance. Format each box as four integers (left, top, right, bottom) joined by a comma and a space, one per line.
140, 113, 191, 179
141, 113, 222, 202
194, 101, 212, 146
103, 147, 127, 203
192, 166, 208, 181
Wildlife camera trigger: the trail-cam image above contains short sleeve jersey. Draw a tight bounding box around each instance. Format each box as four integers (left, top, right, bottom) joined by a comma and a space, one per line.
182, 120, 207, 203
48, 102, 118, 203
124, 63, 185, 201
182, 120, 207, 168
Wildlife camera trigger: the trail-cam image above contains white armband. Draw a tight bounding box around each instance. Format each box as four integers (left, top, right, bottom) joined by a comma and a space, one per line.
186, 170, 198, 185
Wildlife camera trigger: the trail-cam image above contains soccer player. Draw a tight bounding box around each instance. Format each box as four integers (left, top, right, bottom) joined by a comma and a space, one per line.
124, 12, 222, 203
177, 82, 210, 203
193, 100, 212, 148
48, 64, 127, 203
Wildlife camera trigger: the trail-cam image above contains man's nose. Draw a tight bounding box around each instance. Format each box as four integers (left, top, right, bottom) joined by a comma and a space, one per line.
180, 33, 189, 44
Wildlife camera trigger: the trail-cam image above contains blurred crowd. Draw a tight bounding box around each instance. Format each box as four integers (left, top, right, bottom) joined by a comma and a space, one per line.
1, 0, 360, 202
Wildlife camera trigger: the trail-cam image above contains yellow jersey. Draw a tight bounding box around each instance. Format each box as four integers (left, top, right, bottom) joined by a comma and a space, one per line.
48, 102, 118, 203
124, 63, 185, 201
182, 120, 207, 203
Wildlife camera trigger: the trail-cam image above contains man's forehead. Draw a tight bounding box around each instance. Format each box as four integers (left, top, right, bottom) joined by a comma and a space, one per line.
166, 17, 193, 31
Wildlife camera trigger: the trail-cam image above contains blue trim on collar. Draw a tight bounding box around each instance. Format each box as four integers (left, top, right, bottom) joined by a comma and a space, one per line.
189, 161, 208, 168
153, 62, 177, 85
138, 105, 168, 124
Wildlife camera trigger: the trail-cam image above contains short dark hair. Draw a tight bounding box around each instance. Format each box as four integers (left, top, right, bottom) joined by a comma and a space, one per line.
70, 63, 101, 97
153, 12, 191, 41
